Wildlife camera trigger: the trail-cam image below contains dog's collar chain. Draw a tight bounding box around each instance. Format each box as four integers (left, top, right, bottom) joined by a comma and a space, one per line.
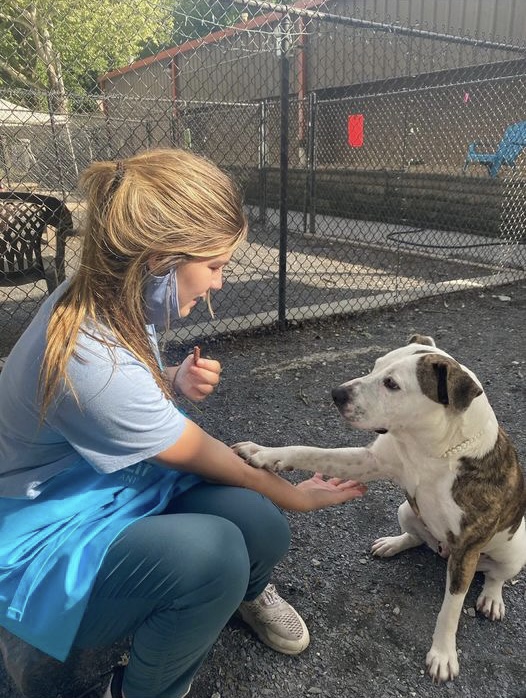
440, 428, 486, 459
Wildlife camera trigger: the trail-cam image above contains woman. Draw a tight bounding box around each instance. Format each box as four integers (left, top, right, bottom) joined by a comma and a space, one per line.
0, 148, 367, 698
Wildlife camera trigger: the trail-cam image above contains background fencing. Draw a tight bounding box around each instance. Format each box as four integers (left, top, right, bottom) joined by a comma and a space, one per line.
1, 0, 525, 360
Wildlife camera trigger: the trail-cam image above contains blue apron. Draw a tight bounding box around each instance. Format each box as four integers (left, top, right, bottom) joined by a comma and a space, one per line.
0, 458, 200, 661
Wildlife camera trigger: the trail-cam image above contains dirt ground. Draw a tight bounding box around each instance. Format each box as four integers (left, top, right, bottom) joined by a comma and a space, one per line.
0, 280, 525, 698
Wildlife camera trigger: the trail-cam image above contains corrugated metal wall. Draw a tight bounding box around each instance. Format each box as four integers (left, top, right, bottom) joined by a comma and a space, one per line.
307, 0, 520, 91
102, 0, 526, 106
177, 32, 285, 102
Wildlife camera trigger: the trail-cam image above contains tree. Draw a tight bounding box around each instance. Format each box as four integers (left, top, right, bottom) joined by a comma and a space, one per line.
141, 0, 249, 57
0, 0, 172, 112
172, 0, 238, 45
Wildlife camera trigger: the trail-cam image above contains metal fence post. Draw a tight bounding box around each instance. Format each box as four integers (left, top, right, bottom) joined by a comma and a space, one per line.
0, 136, 11, 189
303, 91, 318, 236
145, 121, 153, 148
258, 99, 268, 225
47, 94, 67, 198
278, 13, 291, 331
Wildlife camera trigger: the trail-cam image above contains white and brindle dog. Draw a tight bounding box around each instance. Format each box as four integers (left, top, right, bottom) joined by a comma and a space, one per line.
234, 334, 526, 682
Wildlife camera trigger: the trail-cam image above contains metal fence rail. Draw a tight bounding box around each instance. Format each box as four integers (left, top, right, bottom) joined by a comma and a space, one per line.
1, 0, 525, 360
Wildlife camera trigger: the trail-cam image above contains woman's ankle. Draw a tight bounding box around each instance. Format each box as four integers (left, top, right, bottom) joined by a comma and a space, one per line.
103, 665, 125, 698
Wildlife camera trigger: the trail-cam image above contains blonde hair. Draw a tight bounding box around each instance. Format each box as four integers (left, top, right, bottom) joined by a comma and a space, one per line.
40, 148, 248, 416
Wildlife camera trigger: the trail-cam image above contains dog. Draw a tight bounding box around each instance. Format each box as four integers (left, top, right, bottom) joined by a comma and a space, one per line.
234, 334, 526, 682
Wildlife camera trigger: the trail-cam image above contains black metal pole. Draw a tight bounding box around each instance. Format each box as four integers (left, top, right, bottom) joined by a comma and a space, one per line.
0, 136, 11, 188
302, 100, 309, 237
278, 14, 291, 330
145, 120, 153, 148
258, 99, 268, 225
169, 113, 178, 148
308, 91, 317, 236
302, 91, 317, 236
401, 98, 409, 171
47, 94, 67, 199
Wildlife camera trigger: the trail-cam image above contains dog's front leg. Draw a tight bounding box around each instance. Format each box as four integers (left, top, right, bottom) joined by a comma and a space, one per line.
233, 443, 382, 481
426, 549, 479, 682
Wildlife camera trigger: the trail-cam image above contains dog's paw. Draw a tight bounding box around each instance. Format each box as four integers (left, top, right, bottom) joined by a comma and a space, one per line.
426, 645, 459, 683
232, 442, 288, 472
232, 441, 268, 468
371, 532, 420, 557
371, 535, 405, 557
476, 591, 505, 621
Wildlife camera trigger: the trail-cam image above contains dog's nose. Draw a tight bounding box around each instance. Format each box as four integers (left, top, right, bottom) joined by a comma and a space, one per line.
332, 386, 349, 408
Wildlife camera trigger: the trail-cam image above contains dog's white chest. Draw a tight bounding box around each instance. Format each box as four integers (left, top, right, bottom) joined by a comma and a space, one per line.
405, 468, 463, 540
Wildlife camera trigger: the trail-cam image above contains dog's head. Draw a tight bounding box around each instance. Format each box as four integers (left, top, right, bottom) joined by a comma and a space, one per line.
331, 334, 483, 434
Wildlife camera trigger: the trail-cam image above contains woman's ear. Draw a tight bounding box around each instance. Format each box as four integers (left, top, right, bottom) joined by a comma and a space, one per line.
146, 256, 162, 273
147, 255, 185, 275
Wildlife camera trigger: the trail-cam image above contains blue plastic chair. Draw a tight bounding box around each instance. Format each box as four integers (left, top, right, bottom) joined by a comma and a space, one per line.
463, 120, 526, 177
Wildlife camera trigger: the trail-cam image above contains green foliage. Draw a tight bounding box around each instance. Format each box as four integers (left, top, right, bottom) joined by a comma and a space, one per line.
172, 0, 236, 45
141, 0, 244, 57
0, 0, 172, 101
53, 0, 172, 92
0, 0, 270, 108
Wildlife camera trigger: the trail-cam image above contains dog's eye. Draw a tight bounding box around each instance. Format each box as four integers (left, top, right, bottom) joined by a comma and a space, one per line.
383, 377, 400, 391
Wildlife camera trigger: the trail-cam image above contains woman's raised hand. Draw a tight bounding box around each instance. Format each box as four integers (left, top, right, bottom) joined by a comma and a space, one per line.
172, 352, 221, 401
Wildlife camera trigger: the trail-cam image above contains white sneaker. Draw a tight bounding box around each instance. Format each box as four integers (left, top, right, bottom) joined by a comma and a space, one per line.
238, 583, 310, 655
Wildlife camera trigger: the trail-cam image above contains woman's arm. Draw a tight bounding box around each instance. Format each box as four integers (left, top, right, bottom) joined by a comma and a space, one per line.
153, 420, 367, 512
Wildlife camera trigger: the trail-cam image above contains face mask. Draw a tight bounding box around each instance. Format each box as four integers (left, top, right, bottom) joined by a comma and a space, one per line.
143, 267, 181, 329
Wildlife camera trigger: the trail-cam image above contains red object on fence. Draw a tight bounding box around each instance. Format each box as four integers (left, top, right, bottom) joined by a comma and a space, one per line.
348, 114, 364, 147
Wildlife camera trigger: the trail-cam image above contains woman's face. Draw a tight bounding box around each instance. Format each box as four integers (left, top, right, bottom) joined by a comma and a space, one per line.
175, 253, 232, 317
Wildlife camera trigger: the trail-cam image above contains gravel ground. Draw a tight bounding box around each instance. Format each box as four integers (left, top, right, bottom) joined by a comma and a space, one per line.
0, 281, 524, 698
173, 280, 526, 698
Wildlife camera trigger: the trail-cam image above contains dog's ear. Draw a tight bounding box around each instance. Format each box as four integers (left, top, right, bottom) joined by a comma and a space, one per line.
416, 354, 482, 411
408, 333, 436, 347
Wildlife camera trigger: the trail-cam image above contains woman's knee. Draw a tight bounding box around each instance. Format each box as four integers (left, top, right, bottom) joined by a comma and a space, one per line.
94, 514, 251, 606
169, 484, 291, 570
186, 515, 251, 604
75, 515, 249, 650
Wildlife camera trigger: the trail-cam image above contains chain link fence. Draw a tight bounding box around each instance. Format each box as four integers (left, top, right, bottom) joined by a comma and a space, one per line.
1, 0, 525, 360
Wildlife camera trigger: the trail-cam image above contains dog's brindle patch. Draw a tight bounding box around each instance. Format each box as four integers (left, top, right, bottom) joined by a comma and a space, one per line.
416, 353, 482, 411
416, 352, 525, 595
444, 428, 526, 594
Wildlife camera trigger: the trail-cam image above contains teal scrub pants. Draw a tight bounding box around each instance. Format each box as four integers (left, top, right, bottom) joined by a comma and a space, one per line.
73, 482, 291, 698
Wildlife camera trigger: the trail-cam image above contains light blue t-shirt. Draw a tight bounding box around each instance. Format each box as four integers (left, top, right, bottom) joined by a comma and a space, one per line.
0, 282, 200, 660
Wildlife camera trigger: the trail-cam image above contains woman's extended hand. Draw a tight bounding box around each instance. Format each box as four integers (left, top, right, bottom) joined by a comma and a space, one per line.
155, 423, 366, 513
293, 473, 367, 511
171, 353, 221, 401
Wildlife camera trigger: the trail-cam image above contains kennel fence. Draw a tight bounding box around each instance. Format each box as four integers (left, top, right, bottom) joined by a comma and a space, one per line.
0, 0, 525, 363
